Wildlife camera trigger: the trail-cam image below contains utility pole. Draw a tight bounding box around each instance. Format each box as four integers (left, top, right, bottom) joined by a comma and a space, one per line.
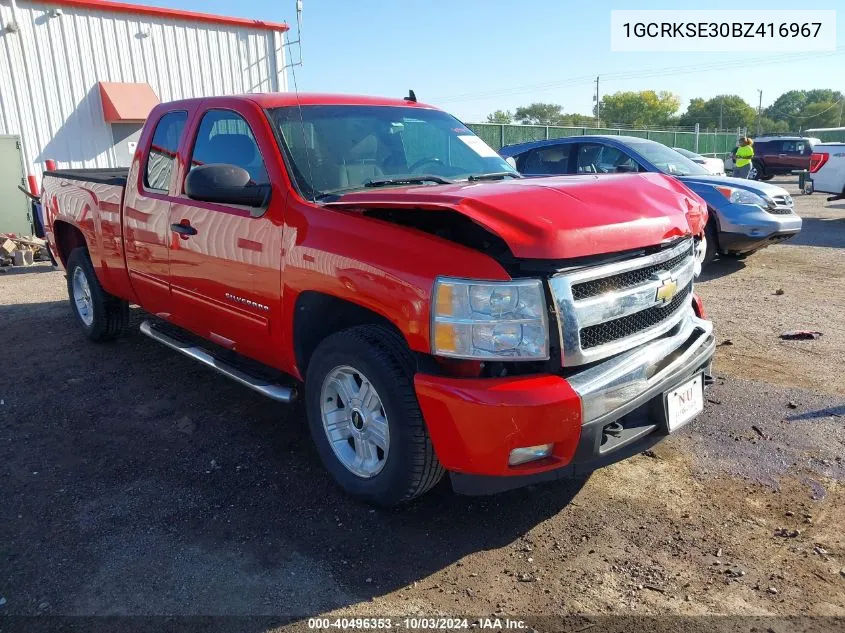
756, 89, 763, 136
719, 98, 724, 130
594, 76, 600, 127
839, 97, 844, 127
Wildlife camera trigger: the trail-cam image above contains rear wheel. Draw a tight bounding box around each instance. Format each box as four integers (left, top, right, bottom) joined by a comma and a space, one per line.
305, 325, 444, 506
65, 247, 129, 341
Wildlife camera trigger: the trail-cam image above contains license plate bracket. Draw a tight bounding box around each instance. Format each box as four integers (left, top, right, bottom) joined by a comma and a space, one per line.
665, 373, 704, 432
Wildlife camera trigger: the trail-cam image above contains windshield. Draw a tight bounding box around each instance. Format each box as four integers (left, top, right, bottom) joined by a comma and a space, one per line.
629, 141, 709, 177
267, 105, 518, 199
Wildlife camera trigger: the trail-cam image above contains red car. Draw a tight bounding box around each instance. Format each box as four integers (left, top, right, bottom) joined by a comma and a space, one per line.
43, 93, 714, 506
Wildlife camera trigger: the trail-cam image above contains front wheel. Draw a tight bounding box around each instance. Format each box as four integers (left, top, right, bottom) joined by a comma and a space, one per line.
699, 218, 718, 266
305, 325, 444, 506
65, 247, 129, 341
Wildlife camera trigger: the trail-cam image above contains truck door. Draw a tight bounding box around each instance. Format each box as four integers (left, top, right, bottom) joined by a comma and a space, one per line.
781, 139, 809, 171
765, 140, 789, 174
167, 106, 284, 367
123, 110, 188, 318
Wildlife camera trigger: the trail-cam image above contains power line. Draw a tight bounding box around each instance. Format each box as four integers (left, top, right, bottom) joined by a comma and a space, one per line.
432, 47, 845, 104
765, 98, 845, 119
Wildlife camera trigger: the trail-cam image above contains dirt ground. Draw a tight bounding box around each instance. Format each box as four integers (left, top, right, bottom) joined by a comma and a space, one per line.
1, 177, 844, 631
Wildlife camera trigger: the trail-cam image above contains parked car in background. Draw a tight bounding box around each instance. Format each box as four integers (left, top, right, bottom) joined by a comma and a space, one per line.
672, 148, 726, 176
42, 93, 714, 506
808, 143, 845, 200
748, 135, 821, 180
500, 136, 802, 265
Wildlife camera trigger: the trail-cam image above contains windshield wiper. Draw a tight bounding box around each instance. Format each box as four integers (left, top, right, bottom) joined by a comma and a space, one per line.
364, 175, 453, 187
467, 172, 522, 182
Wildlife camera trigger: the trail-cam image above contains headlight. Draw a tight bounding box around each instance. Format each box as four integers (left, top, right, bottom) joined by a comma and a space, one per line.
431, 278, 549, 360
715, 186, 766, 207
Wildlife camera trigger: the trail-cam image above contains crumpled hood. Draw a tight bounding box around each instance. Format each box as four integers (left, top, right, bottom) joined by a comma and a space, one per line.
325, 172, 705, 259
679, 174, 790, 199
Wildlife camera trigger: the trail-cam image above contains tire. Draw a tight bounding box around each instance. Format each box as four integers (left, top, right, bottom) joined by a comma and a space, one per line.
65, 247, 129, 341
701, 218, 718, 266
305, 324, 444, 506
750, 161, 764, 181
760, 174, 774, 181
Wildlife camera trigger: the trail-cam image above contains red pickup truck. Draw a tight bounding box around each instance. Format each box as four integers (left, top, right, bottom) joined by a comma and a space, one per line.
43, 93, 715, 506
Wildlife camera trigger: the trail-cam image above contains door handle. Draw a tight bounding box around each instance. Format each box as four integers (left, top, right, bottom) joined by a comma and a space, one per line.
170, 221, 198, 237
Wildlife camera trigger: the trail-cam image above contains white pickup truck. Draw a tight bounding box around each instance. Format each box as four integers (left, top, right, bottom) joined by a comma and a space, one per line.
809, 143, 845, 201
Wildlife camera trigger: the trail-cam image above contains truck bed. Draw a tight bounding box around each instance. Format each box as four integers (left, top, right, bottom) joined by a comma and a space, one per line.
44, 168, 129, 186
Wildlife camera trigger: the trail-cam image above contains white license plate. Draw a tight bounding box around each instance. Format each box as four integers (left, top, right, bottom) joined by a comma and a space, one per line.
665, 374, 704, 432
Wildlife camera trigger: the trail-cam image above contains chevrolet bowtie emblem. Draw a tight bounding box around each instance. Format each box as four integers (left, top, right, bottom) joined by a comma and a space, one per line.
655, 276, 678, 304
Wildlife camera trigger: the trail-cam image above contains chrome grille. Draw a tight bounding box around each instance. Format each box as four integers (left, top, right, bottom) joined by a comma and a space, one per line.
549, 238, 696, 367
580, 282, 692, 349
572, 250, 689, 300
768, 194, 794, 215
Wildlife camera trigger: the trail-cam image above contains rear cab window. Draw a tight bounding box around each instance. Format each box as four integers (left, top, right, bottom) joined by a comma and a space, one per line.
144, 111, 188, 192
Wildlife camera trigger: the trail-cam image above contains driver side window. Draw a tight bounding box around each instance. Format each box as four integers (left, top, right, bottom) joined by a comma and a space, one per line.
190, 110, 269, 186
576, 143, 639, 174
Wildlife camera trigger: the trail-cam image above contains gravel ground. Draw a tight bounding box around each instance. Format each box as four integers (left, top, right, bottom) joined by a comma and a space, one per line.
1, 177, 844, 629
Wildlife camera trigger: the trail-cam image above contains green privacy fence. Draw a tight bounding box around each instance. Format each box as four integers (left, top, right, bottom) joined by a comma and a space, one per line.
807, 129, 845, 142
467, 123, 741, 158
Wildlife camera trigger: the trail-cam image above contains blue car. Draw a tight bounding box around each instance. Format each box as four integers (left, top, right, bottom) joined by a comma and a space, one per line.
499, 136, 802, 265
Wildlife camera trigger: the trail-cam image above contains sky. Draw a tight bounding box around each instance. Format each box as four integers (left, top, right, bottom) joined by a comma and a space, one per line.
134, 0, 844, 124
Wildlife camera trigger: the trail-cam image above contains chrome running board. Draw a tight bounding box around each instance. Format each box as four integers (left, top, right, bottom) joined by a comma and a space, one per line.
140, 320, 296, 403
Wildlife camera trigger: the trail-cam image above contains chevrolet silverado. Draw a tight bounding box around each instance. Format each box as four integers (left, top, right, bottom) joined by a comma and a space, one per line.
43, 93, 715, 506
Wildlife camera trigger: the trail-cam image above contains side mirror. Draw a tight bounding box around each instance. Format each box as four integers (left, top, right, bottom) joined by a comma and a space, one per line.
505, 156, 517, 170
185, 164, 270, 209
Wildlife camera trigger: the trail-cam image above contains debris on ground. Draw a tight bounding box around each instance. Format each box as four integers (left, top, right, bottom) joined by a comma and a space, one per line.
718, 339, 734, 346
774, 288, 785, 295
0, 233, 49, 268
787, 401, 798, 409
751, 425, 767, 439
780, 331, 823, 341
774, 527, 801, 538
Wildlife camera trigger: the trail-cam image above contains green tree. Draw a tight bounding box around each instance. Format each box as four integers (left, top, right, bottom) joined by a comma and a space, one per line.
798, 101, 843, 128
513, 103, 565, 125
757, 117, 790, 135
765, 89, 844, 126
679, 95, 756, 130
765, 90, 807, 121
597, 90, 681, 127
485, 109, 513, 124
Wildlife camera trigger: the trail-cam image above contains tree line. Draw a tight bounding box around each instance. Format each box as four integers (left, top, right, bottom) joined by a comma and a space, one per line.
485, 89, 844, 133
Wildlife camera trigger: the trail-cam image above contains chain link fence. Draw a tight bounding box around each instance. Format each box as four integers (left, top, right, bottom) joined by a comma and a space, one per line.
467, 123, 742, 158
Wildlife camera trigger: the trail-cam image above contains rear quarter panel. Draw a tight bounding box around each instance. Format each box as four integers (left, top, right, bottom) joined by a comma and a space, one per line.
813, 145, 845, 194
43, 176, 135, 301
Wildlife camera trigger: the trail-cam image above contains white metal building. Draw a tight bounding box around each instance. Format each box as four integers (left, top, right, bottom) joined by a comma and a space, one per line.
0, 0, 288, 233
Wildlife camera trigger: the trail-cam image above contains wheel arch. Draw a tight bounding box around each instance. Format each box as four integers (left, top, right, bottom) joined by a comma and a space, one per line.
52, 220, 88, 267
292, 291, 412, 378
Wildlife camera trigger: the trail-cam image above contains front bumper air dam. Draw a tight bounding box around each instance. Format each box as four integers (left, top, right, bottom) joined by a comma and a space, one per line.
415, 313, 715, 495
718, 210, 802, 254
719, 229, 801, 253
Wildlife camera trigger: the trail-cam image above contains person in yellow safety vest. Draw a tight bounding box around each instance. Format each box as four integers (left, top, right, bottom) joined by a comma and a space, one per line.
733, 137, 755, 179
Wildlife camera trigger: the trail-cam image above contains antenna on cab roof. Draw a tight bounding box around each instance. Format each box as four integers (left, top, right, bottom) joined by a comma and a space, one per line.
405, 90, 417, 103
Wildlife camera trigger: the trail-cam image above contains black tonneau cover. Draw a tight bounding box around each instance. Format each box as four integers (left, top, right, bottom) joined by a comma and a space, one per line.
44, 168, 129, 187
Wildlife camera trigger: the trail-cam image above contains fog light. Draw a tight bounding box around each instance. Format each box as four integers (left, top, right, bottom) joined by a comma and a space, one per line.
508, 444, 553, 466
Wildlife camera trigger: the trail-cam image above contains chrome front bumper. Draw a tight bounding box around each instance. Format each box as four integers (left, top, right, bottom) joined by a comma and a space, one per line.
567, 310, 715, 427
